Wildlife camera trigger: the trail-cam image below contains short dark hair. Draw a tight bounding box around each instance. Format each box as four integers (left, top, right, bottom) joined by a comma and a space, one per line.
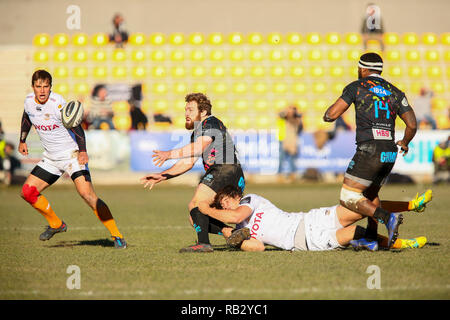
211, 185, 243, 209
31, 69, 52, 87
185, 93, 212, 115
359, 52, 383, 74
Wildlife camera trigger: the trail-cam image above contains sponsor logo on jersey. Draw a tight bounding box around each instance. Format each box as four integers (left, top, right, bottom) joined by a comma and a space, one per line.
369, 85, 391, 98
34, 124, 60, 131
348, 160, 355, 170
239, 196, 251, 205
372, 128, 392, 140
202, 173, 213, 183
250, 211, 264, 239
380, 151, 397, 163
44, 113, 51, 121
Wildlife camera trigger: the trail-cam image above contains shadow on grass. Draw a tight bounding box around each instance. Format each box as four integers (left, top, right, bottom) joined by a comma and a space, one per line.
212, 244, 283, 252
46, 238, 114, 248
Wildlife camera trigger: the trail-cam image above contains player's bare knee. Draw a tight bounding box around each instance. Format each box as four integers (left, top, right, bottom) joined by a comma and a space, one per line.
340, 186, 365, 212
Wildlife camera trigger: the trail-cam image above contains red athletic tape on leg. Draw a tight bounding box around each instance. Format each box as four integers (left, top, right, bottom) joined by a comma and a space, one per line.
22, 184, 40, 204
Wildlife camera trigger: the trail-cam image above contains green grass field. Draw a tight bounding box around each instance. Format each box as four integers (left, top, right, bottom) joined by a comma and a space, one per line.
0, 182, 449, 300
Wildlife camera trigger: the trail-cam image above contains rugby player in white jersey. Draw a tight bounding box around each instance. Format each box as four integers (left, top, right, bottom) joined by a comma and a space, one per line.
18, 70, 126, 249
198, 186, 430, 252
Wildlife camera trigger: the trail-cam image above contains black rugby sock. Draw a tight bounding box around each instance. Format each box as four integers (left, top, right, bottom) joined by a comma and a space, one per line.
353, 226, 367, 240
208, 217, 229, 235
373, 207, 390, 225
189, 207, 210, 244
364, 217, 378, 240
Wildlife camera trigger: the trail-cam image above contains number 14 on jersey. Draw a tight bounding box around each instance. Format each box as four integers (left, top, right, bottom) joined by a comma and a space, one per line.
374, 100, 390, 119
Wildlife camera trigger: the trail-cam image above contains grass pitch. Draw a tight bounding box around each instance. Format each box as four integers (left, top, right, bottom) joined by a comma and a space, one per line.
0, 182, 449, 299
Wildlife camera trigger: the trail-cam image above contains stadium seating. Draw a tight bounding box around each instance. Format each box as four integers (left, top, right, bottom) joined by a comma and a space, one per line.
31, 32, 450, 131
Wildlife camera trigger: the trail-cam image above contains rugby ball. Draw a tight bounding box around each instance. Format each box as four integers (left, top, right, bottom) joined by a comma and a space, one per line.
61, 100, 84, 128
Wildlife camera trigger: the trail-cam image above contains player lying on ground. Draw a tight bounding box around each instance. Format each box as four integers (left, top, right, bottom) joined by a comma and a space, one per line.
140, 93, 245, 253
18, 70, 126, 249
198, 186, 432, 252
323, 52, 417, 249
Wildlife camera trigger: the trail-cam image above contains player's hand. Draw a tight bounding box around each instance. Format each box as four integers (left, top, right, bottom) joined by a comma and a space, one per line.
78, 151, 89, 165
152, 150, 171, 167
140, 173, 166, 190
18, 142, 28, 156
396, 140, 409, 156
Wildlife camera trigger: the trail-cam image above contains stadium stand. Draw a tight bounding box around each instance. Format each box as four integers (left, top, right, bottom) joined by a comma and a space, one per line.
26, 31, 450, 131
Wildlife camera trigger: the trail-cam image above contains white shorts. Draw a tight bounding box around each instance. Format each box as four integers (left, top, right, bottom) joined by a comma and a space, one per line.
303, 205, 344, 251
33, 150, 89, 184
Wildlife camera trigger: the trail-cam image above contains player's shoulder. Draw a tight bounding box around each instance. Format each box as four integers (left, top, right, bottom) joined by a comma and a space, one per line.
25, 92, 35, 99
24, 92, 35, 103
24, 93, 35, 111
344, 79, 361, 89
49, 91, 66, 104
49, 92, 66, 111
379, 78, 408, 104
239, 193, 261, 205
202, 115, 221, 127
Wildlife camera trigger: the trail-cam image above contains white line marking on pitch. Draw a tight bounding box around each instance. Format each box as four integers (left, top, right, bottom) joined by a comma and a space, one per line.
1, 285, 449, 297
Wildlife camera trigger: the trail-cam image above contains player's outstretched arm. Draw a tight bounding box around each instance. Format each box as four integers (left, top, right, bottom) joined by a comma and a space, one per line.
68, 125, 88, 165
140, 156, 198, 190
198, 201, 252, 224
18, 111, 32, 156
323, 98, 350, 122
152, 136, 212, 167
396, 110, 417, 156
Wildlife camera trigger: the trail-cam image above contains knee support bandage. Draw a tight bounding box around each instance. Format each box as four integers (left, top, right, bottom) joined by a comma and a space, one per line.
22, 184, 40, 205
340, 186, 366, 211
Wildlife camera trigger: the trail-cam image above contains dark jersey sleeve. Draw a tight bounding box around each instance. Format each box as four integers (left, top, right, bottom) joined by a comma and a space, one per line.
396, 92, 413, 115
192, 117, 218, 142
238, 194, 259, 212
20, 111, 32, 143
68, 125, 87, 152
200, 118, 217, 140
340, 82, 358, 106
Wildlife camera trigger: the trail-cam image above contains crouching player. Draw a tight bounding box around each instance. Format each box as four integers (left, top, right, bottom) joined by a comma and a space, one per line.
18, 70, 126, 249
198, 186, 431, 252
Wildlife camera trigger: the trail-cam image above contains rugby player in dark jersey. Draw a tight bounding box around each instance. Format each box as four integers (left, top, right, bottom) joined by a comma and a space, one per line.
140, 93, 245, 252
323, 53, 417, 249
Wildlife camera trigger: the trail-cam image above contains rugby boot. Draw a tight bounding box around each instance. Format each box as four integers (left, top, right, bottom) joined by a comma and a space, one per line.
39, 221, 67, 241
113, 236, 127, 249
179, 242, 213, 253
226, 227, 251, 248
409, 190, 432, 213
349, 238, 379, 251
385, 213, 403, 248
395, 236, 427, 249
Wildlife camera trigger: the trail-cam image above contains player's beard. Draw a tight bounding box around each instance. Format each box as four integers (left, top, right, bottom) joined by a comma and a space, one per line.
185, 114, 201, 130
